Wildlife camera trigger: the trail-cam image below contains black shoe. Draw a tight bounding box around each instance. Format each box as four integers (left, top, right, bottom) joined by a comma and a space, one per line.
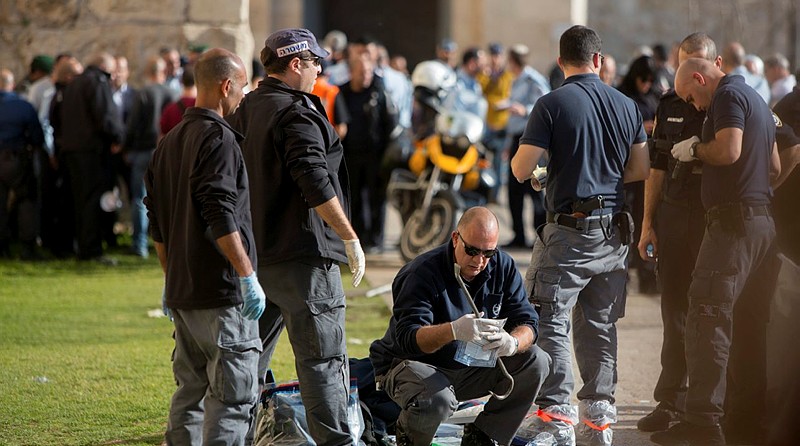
638, 406, 680, 432
651, 421, 725, 446
461, 423, 497, 446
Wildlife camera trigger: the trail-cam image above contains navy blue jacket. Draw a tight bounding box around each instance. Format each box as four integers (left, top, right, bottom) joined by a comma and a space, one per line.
0, 91, 44, 151
369, 243, 538, 377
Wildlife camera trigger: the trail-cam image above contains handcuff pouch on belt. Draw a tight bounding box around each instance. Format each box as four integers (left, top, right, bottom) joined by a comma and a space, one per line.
612, 212, 635, 245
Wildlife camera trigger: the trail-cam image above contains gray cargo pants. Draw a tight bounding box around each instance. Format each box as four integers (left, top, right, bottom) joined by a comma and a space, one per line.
380, 345, 550, 445
525, 216, 628, 408
256, 257, 354, 446
167, 305, 261, 446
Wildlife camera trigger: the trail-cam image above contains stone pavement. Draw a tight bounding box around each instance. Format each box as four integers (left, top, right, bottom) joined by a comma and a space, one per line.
355, 202, 662, 445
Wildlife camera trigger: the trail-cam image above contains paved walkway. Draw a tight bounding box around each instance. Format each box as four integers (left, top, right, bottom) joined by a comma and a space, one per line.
357, 202, 662, 445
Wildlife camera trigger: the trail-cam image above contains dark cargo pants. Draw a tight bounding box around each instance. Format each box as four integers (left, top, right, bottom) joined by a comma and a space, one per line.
684, 213, 776, 427
381, 345, 550, 446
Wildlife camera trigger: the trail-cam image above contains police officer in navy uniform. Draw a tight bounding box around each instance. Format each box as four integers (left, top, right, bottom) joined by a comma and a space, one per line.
636, 33, 715, 434
511, 25, 650, 446
651, 57, 780, 446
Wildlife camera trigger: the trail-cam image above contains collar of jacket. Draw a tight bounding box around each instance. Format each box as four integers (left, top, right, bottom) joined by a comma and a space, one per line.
262, 76, 327, 118
184, 107, 245, 142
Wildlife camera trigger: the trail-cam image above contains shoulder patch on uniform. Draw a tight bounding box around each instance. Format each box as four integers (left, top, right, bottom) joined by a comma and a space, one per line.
772, 112, 783, 128
666, 117, 684, 123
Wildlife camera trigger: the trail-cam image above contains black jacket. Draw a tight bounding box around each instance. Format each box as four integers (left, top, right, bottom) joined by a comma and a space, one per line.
339, 76, 398, 160
144, 108, 256, 310
649, 90, 705, 202
227, 77, 349, 266
59, 65, 123, 153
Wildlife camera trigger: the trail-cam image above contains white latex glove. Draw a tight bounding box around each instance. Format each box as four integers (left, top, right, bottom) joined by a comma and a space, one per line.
483, 330, 518, 357
344, 239, 365, 287
671, 135, 700, 162
450, 314, 501, 342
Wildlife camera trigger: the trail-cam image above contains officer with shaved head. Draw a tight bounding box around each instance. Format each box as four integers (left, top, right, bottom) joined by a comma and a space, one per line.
651, 54, 780, 446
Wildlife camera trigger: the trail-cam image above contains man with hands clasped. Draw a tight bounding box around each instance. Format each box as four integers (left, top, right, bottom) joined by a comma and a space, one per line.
369, 207, 550, 446
144, 48, 265, 445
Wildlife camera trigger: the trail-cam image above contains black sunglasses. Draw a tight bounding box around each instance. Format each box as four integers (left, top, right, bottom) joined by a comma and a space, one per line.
457, 232, 498, 258
299, 56, 322, 67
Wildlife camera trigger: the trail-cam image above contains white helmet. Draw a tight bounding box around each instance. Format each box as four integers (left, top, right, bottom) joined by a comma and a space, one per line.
411, 60, 456, 93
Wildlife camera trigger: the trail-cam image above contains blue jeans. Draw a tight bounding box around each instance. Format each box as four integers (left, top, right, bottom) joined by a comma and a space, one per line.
129, 150, 153, 256
167, 305, 261, 446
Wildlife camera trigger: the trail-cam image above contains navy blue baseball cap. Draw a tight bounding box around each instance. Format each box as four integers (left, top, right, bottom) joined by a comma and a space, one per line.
264, 28, 329, 59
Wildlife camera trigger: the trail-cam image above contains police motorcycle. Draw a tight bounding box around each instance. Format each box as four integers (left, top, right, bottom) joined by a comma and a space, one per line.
387, 60, 496, 262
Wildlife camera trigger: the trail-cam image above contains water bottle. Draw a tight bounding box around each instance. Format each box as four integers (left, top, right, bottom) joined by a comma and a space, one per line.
646, 243, 655, 259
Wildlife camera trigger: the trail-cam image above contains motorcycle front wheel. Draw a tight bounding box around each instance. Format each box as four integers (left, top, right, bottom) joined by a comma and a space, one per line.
399, 197, 458, 263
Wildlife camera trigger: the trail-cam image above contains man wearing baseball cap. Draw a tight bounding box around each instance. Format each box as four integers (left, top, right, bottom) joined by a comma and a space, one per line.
228, 28, 364, 445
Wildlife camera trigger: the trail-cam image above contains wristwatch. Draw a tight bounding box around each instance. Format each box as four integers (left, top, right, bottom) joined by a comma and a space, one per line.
689, 141, 699, 159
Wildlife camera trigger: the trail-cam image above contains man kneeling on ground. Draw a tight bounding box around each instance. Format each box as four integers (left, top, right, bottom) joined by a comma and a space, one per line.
369, 206, 550, 446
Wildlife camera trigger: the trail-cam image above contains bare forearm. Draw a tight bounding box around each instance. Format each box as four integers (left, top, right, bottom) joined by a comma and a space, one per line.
416, 323, 456, 354
774, 145, 800, 189
154, 241, 167, 274
511, 325, 535, 352
215, 231, 254, 277
314, 196, 358, 240
641, 169, 665, 231
695, 128, 742, 166
510, 144, 545, 183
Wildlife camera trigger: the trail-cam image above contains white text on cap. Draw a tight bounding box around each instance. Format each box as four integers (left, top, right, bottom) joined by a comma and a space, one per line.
276, 41, 310, 57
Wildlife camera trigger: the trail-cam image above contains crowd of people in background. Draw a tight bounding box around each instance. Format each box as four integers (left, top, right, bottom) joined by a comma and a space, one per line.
0, 31, 796, 280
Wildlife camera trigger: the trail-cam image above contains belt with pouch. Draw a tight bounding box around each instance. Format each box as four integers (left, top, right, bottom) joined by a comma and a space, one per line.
547, 212, 610, 231
705, 203, 771, 226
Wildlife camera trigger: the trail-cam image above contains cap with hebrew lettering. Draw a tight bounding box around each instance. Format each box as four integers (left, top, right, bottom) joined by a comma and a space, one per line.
264, 28, 329, 59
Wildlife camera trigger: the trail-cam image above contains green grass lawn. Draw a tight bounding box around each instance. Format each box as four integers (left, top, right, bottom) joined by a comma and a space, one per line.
0, 255, 391, 446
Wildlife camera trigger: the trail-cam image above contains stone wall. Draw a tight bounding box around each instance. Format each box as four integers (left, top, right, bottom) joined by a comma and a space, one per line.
0, 0, 254, 87
588, 0, 798, 71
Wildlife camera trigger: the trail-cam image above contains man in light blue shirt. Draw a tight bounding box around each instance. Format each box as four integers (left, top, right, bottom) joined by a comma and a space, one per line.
721, 42, 770, 104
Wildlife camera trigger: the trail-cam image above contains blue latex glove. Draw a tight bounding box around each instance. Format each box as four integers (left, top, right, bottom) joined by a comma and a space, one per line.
162, 287, 172, 321
239, 272, 266, 320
